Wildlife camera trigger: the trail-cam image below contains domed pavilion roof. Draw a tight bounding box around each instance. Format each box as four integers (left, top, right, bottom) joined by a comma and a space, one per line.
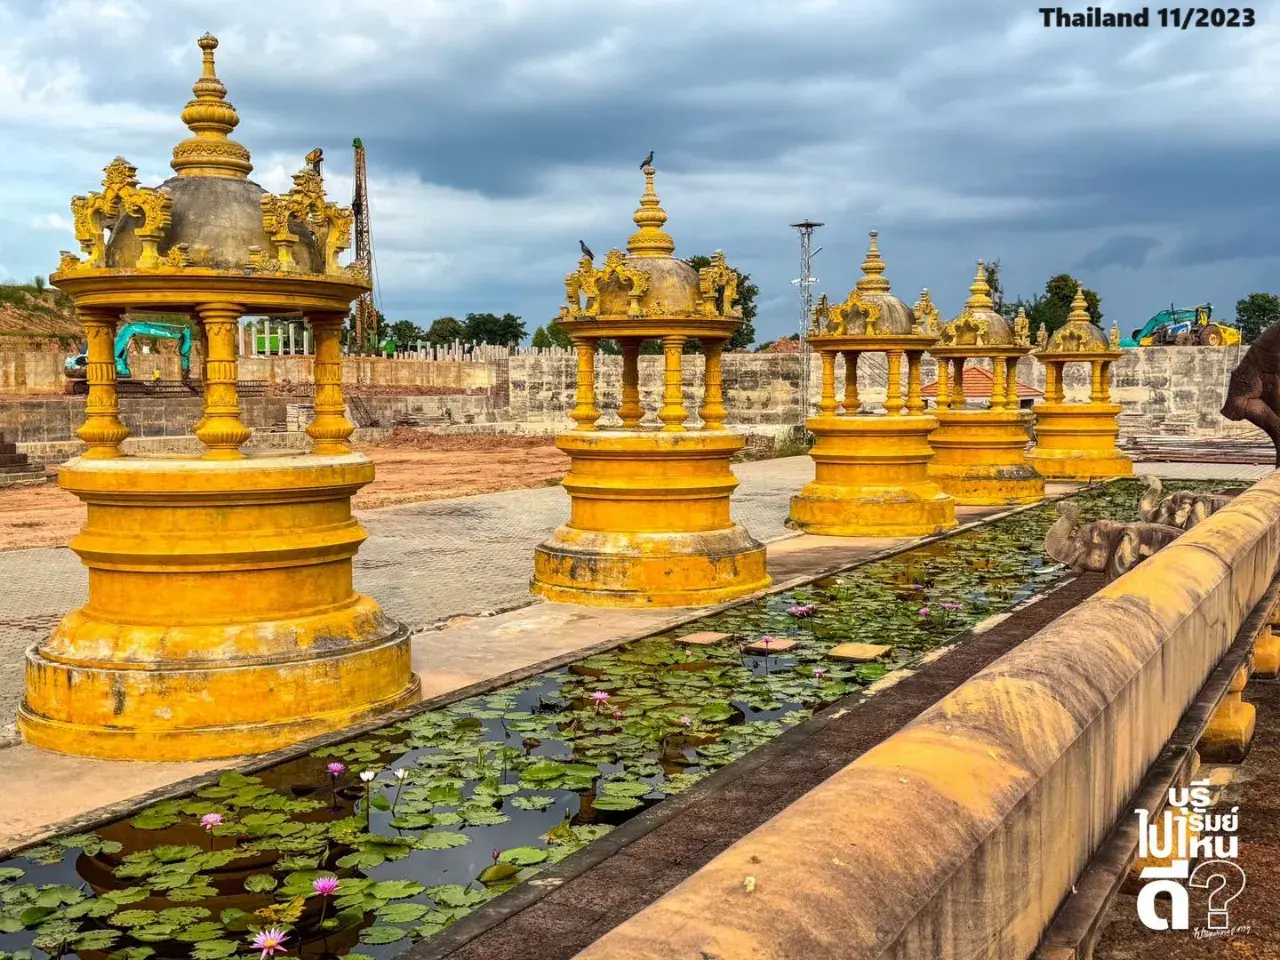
813, 231, 916, 337
1041, 285, 1116, 354
937, 262, 1026, 350
54, 33, 362, 299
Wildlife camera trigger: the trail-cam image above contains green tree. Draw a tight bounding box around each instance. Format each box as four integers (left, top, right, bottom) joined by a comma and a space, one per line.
983, 259, 1005, 315
1234, 293, 1280, 344
546, 320, 573, 349
531, 326, 553, 349
1007, 273, 1103, 340
684, 255, 757, 350
464, 312, 526, 346
390, 319, 424, 350
425, 316, 465, 346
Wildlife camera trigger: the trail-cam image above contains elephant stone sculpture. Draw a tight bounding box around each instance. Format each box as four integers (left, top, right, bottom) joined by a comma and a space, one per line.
1138, 476, 1242, 530
1222, 320, 1280, 466
1044, 500, 1184, 582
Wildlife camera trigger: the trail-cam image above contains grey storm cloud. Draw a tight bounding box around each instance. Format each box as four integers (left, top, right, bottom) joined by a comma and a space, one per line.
3, 0, 1280, 336
1075, 235, 1160, 271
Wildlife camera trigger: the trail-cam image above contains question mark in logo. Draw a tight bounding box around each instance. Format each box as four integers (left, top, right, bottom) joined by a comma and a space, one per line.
1188, 859, 1246, 930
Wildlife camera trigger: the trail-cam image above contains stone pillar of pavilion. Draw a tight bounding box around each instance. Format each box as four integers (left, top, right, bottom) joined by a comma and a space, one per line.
530, 163, 770, 607
788, 232, 956, 536
926, 262, 1045, 505
1027, 286, 1133, 479
18, 35, 420, 761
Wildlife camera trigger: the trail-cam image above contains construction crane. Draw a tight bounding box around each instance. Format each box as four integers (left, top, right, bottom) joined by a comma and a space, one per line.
352, 137, 378, 353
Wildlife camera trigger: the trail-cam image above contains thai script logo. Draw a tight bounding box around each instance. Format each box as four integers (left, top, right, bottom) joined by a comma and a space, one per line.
1134, 778, 1246, 934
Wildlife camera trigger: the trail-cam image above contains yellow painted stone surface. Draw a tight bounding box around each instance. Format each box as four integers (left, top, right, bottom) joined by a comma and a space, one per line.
1254, 624, 1280, 678
927, 408, 1046, 505
790, 414, 957, 536
19, 454, 421, 761
1026, 403, 1133, 480
828, 642, 894, 662
1197, 664, 1256, 763
531, 431, 769, 607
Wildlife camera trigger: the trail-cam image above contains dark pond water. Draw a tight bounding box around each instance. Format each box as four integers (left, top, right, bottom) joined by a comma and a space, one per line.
0, 479, 1240, 960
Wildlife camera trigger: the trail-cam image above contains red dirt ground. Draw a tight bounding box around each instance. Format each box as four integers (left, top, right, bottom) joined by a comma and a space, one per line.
0, 430, 569, 551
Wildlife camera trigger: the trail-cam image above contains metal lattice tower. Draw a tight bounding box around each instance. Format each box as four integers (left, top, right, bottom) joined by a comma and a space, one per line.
790, 219, 823, 424
352, 137, 376, 353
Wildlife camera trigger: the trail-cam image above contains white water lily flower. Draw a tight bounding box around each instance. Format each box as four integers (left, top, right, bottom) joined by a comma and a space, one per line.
359, 770, 377, 782
393, 768, 408, 780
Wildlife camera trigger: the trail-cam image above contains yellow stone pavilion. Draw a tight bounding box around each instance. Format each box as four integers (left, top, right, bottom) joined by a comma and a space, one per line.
788, 232, 956, 536
18, 35, 420, 761
1027, 285, 1133, 479
530, 163, 770, 607
926, 262, 1045, 505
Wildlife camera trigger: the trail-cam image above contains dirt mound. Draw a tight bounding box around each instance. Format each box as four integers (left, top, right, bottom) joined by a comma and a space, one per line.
378, 427, 559, 451
0, 283, 80, 343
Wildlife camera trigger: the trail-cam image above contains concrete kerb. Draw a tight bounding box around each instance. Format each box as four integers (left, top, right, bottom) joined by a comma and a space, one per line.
570, 473, 1280, 960
0, 486, 1095, 859
1034, 574, 1280, 959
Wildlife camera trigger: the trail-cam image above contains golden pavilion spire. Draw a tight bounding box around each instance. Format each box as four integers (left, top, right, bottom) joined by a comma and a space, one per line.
964, 260, 995, 311
1066, 284, 1091, 323
170, 33, 253, 179
626, 164, 676, 258
855, 230, 891, 293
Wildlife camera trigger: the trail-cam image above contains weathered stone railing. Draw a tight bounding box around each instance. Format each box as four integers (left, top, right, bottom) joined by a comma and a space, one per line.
574, 472, 1280, 960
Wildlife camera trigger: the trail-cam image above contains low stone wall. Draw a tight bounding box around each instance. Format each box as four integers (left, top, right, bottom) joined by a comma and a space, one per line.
0, 347, 494, 395
575, 474, 1280, 960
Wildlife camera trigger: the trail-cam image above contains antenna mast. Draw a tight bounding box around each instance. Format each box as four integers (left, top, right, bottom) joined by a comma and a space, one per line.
790, 219, 823, 426
352, 137, 376, 354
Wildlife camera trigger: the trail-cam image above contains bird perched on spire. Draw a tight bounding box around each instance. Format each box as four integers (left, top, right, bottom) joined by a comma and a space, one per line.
640, 150, 654, 169
579, 239, 594, 260
305, 148, 323, 175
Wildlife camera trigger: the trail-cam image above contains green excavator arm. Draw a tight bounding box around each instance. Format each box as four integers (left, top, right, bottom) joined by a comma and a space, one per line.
113, 321, 193, 378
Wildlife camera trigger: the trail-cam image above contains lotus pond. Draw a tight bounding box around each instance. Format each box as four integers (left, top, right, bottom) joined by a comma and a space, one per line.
0, 479, 1242, 960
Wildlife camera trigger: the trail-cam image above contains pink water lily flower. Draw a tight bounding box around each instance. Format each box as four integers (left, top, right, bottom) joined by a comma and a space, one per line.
326, 762, 345, 777
312, 876, 340, 897
678, 716, 693, 727
813, 668, 826, 679
612, 711, 624, 720
940, 602, 964, 611
918, 607, 931, 618
250, 928, 288, 960
200, 812, 223, 831
787, 604, 816, 617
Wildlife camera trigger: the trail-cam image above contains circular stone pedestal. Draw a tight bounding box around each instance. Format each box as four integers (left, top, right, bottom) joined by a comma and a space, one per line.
531, 431, 770, 607
789, 415, 956, 537
19, 453, 421, 761
927, 408, 1045, 505
1026, 402, 1133, 480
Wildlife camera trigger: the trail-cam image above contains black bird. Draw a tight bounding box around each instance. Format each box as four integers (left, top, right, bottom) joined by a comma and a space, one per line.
640, 150, 654, 169
579, 240, 594, 260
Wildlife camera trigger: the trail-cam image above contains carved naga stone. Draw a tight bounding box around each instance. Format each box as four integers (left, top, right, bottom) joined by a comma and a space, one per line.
1138, 476, 1242, 530
1043, 500, 1184, 582
1222, 320, 1280, 466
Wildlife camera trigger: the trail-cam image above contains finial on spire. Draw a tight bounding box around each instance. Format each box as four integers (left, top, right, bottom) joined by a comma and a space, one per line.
627, 162, 675, 258
170, 33, 253, 179
855, 230, 891, 293
965, 260, 994, 310
1067, 283, 1091, 323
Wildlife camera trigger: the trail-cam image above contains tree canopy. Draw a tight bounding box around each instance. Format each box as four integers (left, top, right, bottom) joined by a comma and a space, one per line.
424, 316, 465, 346
389, 319, 424, 349
1001, 271, 1103, 338
530, 326, 553, 348
464, 312, 526, 346
1235, 293, 1280, 344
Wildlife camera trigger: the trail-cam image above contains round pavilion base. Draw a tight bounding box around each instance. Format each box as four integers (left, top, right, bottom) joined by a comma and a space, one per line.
18, 452, 421, 761
927, 408, 1045, 505
531, 430, 770, 607
1027, 402, 1134, 480
789, 414, 956, 537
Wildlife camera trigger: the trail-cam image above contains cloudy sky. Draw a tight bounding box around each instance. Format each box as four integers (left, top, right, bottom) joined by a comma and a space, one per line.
2, 0, 1277, 343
